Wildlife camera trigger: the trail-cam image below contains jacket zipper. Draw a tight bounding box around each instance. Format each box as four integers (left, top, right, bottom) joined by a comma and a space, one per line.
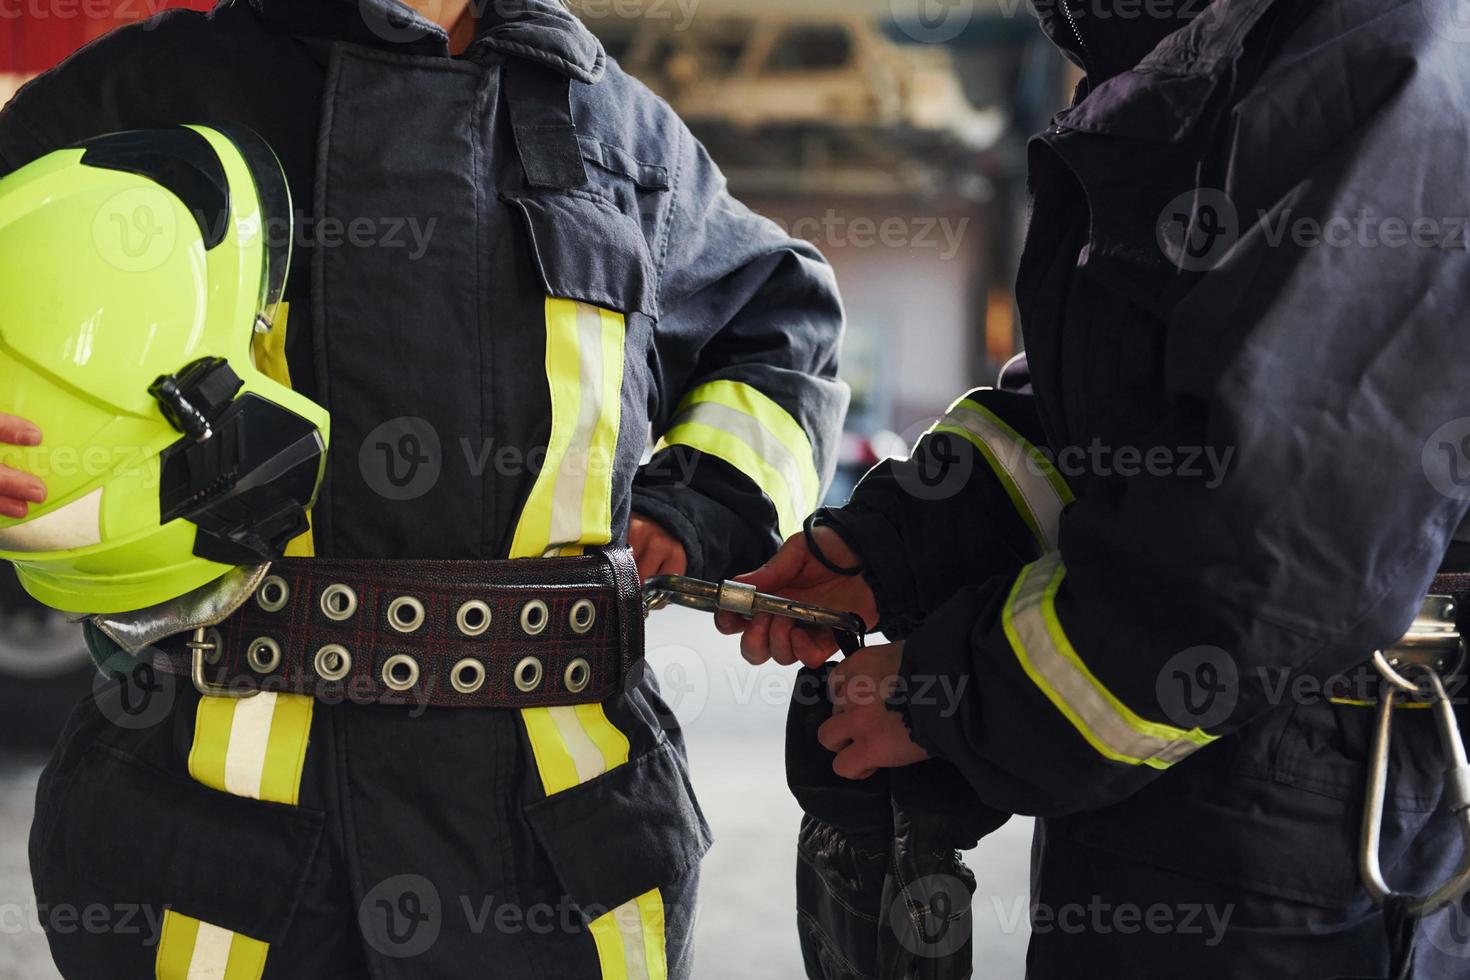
1059, 0, 1091, 68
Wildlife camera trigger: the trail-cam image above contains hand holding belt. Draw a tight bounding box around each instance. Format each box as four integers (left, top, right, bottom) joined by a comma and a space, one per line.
151, 549, 644, 708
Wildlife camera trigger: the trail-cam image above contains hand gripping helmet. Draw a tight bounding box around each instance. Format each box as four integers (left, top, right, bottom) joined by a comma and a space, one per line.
0, 125, 329, 614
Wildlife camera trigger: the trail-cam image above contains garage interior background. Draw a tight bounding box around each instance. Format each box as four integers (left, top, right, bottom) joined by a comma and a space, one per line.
0, 2, 1076, 976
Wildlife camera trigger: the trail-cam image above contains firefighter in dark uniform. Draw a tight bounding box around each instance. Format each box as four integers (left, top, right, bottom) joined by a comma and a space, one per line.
0, 1, 847, 976
724, 0, 1470, 976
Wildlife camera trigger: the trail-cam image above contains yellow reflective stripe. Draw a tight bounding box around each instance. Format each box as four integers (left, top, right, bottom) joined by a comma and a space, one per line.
187, 692, 314, 805
664, 380, 819, 541
575, 701, 631, 771
581, 305, 626, 548
156, 911, 268, 980
520, 703, 632, 797
636, 889, 669, 980
663, 420, 802, 540
510, 299, 632, 799
250, 302, 293, 387
521, 707, 584, 796
1003, 552, 1217, 770
933, 397, 1073, 553
251, 303, 314, 558
589, 889, 667, 980
258, 693, 314, 805
156, 910, 200, 979
511, 298, 627, 559
1330, 698, 1432, 710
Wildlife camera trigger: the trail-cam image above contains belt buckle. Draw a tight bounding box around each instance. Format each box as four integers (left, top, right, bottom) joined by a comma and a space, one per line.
187, 626, 259, 699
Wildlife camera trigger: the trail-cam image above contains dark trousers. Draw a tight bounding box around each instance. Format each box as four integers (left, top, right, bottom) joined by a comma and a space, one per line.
30, 665, 706, 979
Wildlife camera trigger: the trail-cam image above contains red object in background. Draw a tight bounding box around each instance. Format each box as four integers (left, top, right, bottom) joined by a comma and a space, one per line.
0, 0, 213, 75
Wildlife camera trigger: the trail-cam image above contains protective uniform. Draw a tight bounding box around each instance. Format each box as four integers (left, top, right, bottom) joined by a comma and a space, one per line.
818, 0, 1470, 976
3, 1, 847, 977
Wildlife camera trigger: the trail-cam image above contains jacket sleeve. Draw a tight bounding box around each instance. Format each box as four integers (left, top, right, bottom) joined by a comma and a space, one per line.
837, 83, 1470, 816
633, 129, 848, 581
823, 388, 1055, 638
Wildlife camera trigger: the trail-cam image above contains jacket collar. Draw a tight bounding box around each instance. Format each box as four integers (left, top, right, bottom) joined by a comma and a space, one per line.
1044, 0, 1281, 141
1031, 0, 1277, 84
243, 0, 605, 82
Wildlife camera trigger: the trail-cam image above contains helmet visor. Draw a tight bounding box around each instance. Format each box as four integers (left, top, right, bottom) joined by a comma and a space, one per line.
221, 126, 293, 331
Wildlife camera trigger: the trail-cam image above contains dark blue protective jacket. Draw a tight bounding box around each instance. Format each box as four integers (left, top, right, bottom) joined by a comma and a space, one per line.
830, 0, 1470, 917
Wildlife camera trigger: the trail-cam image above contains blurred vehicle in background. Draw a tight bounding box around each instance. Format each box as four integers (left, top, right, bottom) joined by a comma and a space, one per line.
0, 568, 90, 751
606, 13, 1005, 150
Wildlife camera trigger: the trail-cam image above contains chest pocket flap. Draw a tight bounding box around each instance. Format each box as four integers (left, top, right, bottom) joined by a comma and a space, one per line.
507, 192, 658, 320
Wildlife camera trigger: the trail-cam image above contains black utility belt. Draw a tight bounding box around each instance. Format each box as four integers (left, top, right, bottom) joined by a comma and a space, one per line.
151, 549, 644, 708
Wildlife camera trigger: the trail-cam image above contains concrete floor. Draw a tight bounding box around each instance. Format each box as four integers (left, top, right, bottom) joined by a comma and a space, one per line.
0, 609, 1032, 979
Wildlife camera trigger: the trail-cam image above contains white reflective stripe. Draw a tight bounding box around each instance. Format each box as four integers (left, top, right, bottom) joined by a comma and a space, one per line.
548, 302, 611, 547
0, 487, 102, 552
614, 900, 652, 980
185, 920, 233, 980
938, 402, 1069, 552
548, 705, 607, 783
669, 400, 810, 530
1004, 552, 1216, 770
222, 692, 278, 799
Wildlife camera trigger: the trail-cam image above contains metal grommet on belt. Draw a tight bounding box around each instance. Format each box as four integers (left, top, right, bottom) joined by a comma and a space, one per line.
451, 658, 486, 694
321, 583, 358, 622
564, 657, 591, 694
520, 600, 549, 637
314, 644, 352, 682
514, 655, 544, 692
456, 600, 492, 637
257, 574, 290, 613
569, 599, 597, 635
387, 595, 426, 634
200, 627, 224, 665
381, 654, 420, 692
247, 637, 282, 674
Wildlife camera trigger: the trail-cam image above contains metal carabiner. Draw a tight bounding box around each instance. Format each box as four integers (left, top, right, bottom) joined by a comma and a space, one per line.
642, 575, 867, 652
1360, 661, 1470, 918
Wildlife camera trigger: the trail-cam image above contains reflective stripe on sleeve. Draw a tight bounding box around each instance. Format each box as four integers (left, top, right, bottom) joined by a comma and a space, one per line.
662, 380, 819, 540
1002, 552, 1217, 770
932, 396, 1072, 553
155, 909, 269, 980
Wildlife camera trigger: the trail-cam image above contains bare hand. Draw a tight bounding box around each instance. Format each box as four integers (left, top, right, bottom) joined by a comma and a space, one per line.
0, 414, 45, 520
715, 527, 878, 669
818, 642, 929, 779
629, 512, 688, 581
